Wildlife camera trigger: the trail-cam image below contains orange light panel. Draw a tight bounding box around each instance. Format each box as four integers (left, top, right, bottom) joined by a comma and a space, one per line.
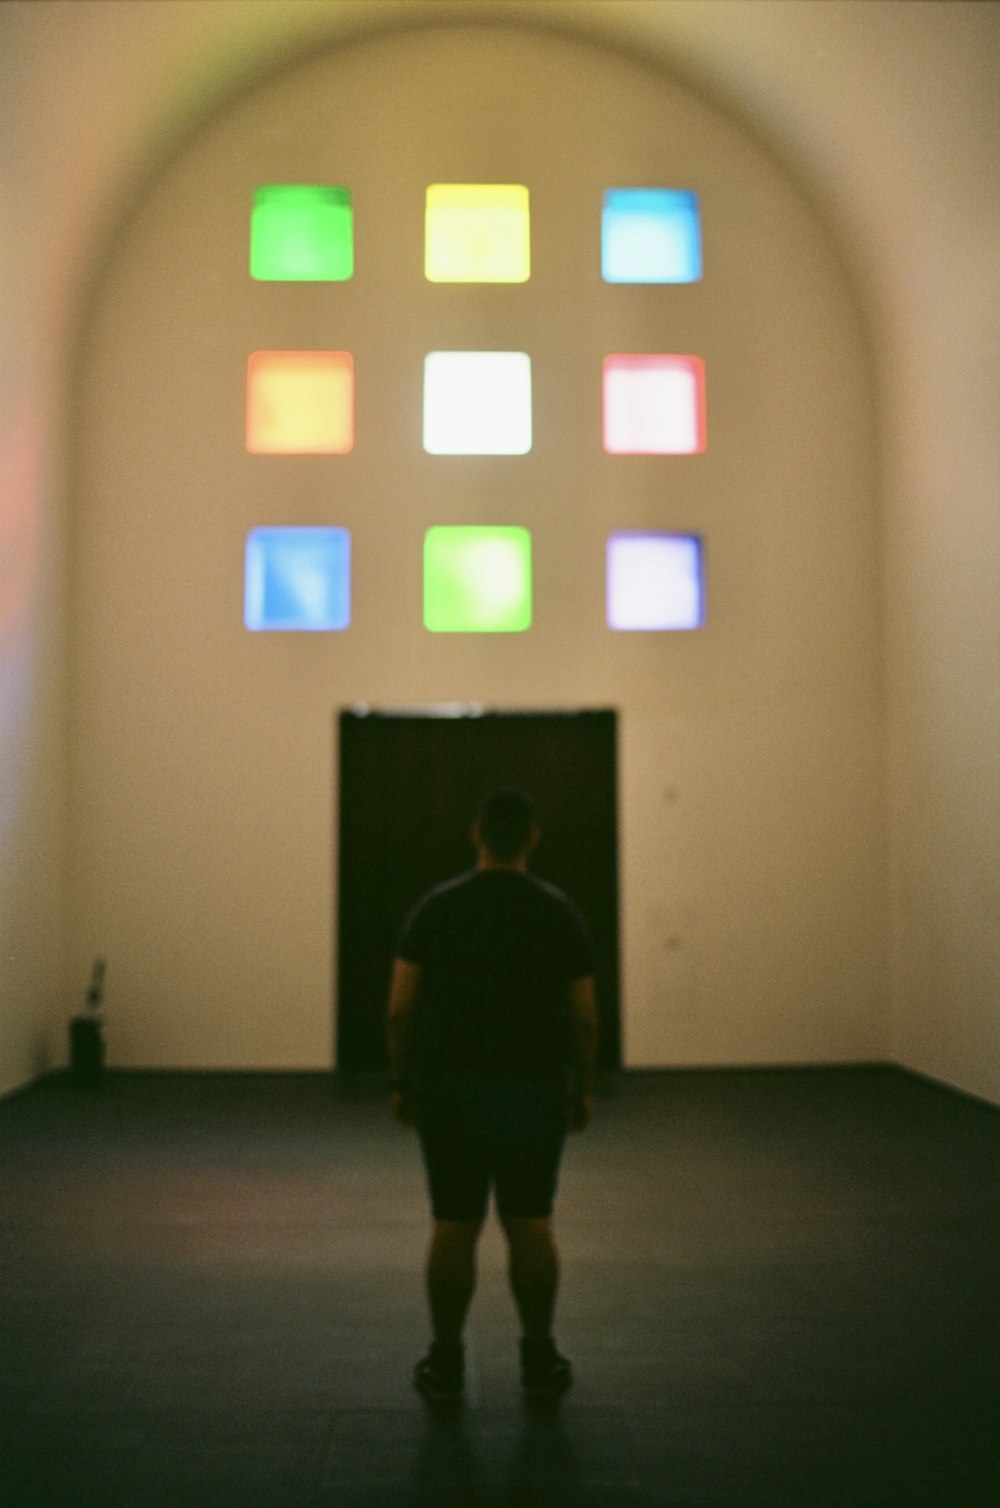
246, 352, 354, 454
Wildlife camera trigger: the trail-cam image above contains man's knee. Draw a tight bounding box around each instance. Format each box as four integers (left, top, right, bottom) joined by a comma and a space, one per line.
432, 1218, 484, 1252
499, 1215, 555, 1252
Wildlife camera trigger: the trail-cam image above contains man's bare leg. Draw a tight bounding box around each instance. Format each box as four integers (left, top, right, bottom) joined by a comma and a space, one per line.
500, 1216, 560, 1341
426, 1219, 482, 1344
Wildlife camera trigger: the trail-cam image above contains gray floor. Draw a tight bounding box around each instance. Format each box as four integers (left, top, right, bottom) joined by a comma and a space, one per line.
0, 1067, 997, 1506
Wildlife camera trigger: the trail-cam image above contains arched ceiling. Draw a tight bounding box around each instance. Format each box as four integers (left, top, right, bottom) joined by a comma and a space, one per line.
3, 0, 995, 356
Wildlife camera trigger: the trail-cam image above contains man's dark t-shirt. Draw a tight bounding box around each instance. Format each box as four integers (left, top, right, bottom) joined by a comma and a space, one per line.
397, 869, 592, 1083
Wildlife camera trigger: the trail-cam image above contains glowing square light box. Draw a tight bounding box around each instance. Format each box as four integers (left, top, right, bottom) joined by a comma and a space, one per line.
246, 351, 354, 454
424, 351, 531, 455
607, 533, 704, 630
250, 186, 353, 280
603, 355, 705, 455
424, 526, 532, 632
425, 184, 530, 283
602, 189, 701, 283
245, 527, 350, 631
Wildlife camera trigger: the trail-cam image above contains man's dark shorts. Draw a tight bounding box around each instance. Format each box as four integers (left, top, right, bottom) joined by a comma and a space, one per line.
417, 1077, 567, 1221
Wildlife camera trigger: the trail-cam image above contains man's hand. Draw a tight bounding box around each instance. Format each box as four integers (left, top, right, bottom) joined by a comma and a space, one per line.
566, 1092, 593, 1133
387, 959, 421, 1128
391, 1089, 419, 1128
567, 976, 598, 1133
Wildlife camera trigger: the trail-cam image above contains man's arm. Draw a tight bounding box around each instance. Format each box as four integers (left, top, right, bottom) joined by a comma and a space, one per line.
567, 975, 599, 1131
387, 958, 421, 1126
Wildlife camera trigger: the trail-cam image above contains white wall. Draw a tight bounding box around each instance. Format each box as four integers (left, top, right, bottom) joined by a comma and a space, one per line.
2, 1, 994, 1102
68, 25, 886, 1070
0, 22, 69, 1097
870, 17, 1000, 1106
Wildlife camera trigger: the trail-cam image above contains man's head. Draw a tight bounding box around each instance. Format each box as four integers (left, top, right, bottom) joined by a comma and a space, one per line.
473, 787, 539, 866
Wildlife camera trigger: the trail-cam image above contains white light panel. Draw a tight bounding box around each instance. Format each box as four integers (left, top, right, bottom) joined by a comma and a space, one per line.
423, 351, 532, 455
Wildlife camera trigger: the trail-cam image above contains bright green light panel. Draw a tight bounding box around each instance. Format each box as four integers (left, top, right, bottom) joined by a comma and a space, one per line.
425, 184, 530, 283
250, 186, 353, 280
424, 527, 532, 632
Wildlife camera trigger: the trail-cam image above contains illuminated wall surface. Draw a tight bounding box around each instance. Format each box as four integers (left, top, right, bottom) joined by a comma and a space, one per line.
244, 185, 708, 628
246, 351, 354, 454
603, 356, 706, 454
245, 528, 351, 631
425, 184, 530, 283
424, 527, 532, 632
250, 186, 354, 280
607, 533, 704, 630
423, 351, 532, 455
602, 189, 701, 283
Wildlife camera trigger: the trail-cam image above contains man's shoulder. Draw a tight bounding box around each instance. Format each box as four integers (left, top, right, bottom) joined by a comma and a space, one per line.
524, 872, 579, 911
397, 871, 475, 958
405, 868, 583, 928
529, 873, 567, 900
408, 870, 477, 916
515, 874, 589, 940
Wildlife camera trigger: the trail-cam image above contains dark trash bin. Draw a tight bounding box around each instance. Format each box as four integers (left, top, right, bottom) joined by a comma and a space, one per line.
70, 1013, 105, 1088
70, 958, 106, 1088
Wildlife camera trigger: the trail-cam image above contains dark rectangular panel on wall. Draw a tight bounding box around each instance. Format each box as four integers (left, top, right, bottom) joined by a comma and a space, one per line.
336, 708, 620, 1074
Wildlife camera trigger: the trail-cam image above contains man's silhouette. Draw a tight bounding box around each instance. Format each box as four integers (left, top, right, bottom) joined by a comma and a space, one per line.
387, 787, 599, 1403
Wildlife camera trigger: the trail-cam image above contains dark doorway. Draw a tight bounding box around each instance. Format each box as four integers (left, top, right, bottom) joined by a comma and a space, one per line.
336, 707, 620, 1075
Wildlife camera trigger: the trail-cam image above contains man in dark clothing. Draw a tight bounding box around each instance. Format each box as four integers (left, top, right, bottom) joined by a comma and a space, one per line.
387, 788, 599, 1404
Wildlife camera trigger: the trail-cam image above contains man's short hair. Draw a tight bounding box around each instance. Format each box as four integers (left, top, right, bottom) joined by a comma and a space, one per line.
476, 787, 537, 862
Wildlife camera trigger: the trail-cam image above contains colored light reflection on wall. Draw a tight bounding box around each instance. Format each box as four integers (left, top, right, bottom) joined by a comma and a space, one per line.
245, 527, 351, 631
424, 526, 532, 632
602, 189, 701, 283
423, 351, 532, 454
246, 352, 354, 454
603, 355, 705, 454
425, 185, 530, 283
250, 186, 353, 280
607, 533, 704, 630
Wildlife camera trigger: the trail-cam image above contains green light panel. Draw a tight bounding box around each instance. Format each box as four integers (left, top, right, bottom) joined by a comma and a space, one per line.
425, 185, 530, 283
250, 186, 353, 281
424, 527, 532, 632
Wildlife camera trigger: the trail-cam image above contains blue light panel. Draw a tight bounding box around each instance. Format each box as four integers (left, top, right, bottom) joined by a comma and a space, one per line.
607, 532, 704, 630
602, 189, 702, 283
245, 527, 350, 631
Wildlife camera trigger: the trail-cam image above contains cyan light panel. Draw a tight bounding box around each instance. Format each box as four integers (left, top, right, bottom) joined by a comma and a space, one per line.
245, 527, 351, 631
423, 351, 532, 455
603, 355, 705, 454
602, 189, 701, 283
424, 526, 532, 632
250, 186, 353, 281
246, 351, 354, 454
607, 533, 704, 630
425, 184, 530, 282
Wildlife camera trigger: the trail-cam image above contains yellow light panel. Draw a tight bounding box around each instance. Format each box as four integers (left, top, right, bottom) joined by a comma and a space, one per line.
246, 352, 354, 455
425, 184, 530, 283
